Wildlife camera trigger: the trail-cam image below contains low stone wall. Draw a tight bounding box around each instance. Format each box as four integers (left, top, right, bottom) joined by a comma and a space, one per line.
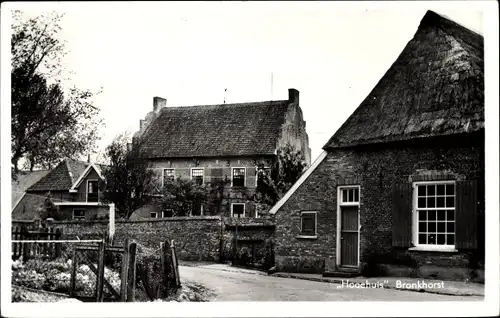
12, 216, 277, 265
14, 217, 223, 262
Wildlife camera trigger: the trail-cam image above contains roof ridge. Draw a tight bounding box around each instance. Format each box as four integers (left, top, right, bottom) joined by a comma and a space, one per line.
159, 99, 289, 112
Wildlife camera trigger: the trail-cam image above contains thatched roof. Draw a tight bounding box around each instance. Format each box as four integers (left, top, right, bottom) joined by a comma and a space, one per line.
324, 10, 484, 149
138, 100, 290, 159
27, 159, 89, 192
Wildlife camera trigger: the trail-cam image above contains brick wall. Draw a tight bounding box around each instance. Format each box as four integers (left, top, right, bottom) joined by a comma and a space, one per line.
275, 132, 484, 280
49, 216, 223, 261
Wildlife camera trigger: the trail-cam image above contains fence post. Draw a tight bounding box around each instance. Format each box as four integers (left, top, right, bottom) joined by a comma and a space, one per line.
171, 240, 180, 288
55, 229, 62, 259
126, 241, 137, 302
120, 238, 129, 302
96, 239, 106, 302
22, 226, 29, 262
69, 248, 79, 298
161, 240, 171, 296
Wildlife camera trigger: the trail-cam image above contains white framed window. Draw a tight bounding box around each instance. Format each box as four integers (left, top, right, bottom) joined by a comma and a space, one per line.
191, 168, 204, 185
73, 209, 86, 220
413, 181, 455, 249
150, 212, 158, 218
191, 203, 204, 216
86, 179, 99, 202
162, 168, 175, 186
340, 186, 360, 204
231, 167, 246, 187
231, 203, 245, 218
300, 211, 317, 236
162, 209, 173, 218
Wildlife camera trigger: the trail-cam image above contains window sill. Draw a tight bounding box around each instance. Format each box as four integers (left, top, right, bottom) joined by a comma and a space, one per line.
296, 235, 318, 240
408, 246, 458, 253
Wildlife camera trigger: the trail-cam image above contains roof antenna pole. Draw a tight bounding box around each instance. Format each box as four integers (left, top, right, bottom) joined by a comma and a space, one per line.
270, 72, 274, 100
224, 88, 227, 104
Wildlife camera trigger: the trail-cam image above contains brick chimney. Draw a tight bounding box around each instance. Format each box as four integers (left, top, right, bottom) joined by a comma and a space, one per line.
153, 97, 167, 113
288, 88, 299, 104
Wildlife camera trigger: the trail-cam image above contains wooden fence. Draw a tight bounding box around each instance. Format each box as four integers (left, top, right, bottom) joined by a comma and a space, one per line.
11, 225, 63, 261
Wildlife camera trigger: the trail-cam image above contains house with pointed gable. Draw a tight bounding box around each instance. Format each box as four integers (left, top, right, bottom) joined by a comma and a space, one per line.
12, 159, 110, 221
129, 88, 311, 219
269, 11, 484, 282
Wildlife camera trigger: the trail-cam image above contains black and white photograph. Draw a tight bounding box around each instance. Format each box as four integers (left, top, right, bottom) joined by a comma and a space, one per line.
1, 1, 498, 317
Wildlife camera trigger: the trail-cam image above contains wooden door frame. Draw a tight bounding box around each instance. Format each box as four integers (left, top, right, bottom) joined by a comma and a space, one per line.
336, 185, 361, 268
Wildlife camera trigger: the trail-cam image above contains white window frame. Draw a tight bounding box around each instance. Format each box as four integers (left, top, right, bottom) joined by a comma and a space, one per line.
189, 204, 204, 217
150, 212, 158, 218
162, 168, 175, 187
190, 167, 204, 185
231, 167, 246, 187
410, 180, 457, 252
336, 185, 361, 267
231, 203, 246, 218
86, 179, 99, 202
162, 209, 173, 218
299, 211, 317, 238
72, 209, 86, 220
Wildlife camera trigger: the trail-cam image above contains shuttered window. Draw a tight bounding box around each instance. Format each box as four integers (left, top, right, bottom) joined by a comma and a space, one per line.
392, 180, 479, 250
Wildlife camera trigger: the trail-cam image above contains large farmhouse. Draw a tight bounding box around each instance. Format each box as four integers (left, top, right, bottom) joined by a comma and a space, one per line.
130, 88, 311, 219
270, 11, 484, 282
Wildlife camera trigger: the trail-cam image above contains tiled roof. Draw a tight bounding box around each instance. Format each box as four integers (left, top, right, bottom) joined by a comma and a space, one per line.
11, 170, 49, 208
138, 100, 290, 158
324, 10, 484, 149
27, 159, 89, 192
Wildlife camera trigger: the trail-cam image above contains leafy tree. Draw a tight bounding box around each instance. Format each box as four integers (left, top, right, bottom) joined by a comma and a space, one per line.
159, 177, 229, 217
255, 144, 307, 213
100, 134, 156, 219
160, 178, 207, 217
11, 11, 103, 174
38, 192, 62, 221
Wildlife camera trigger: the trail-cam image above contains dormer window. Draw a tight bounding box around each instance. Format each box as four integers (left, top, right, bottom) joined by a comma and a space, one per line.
87, 180, 99, 202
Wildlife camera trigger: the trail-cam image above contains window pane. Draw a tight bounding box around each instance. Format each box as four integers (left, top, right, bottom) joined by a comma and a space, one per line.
447, 222, 455, 233
446, 197, 455, 208
437, 185, 445, 196
427, 234, 436, 244
163, 210, 173, 218
446, 210, 455, 221
354, 189, 359, 202
418, 197, 426, 208
428, 222, 436, 232
232, 204, 245, 217
436, 196, 445, 208
150, 212, 157, 218
418, 185, 426, 197
447, 234, 455, 245
437, 222, 445, 232
437, 210, 446, 221
418, 210, 427, 221
301, 213, 316, 234
428, 210, 436, 221
437, 234, 446, 245
418, 222, 427, 232
446, 184, 454, 196
428, 185, 435, 196
232, 168, 245, 187
348, 189, 353, 202
418, 234, 427, 244
342, 189, 347, 202
427, 197, 435, 208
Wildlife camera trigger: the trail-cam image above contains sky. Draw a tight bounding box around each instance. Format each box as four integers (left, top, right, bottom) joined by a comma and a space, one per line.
7, 1, 485, 163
